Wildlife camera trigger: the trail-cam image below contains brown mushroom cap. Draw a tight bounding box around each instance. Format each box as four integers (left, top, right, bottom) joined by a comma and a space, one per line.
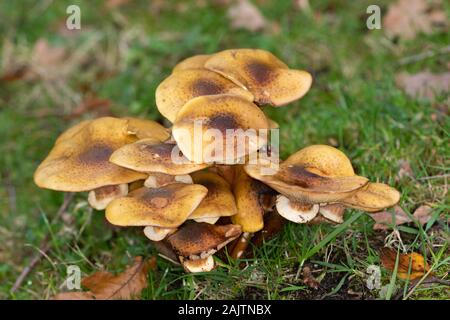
232, 166, 276, 232
189, 171, 237, 220
110, 139, 209, 175
34, 117, 147, 192
205, 49, 312, 106
167, 221, 242, 260
156, 69, 254, 123
172, 94, 270, 164
172, 54, 211, 73
341, 182, 400, 212
105, 184, 208, 227
124, 117, 170, 141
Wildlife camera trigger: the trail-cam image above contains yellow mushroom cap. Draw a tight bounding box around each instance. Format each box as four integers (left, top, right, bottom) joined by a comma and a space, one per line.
54, 119, 92, 145
172, 94, 270, 164
205, 49, 313, 106
124, 117, 170, 142
110, 139, 209, 175
105, 183, 208, 227
167, 221, 242, 259
341, 182, 400, 212
232, 166, 275, 232
189, 171, 237, 220
34, 117, 147, 192
172, 54, 211, 73
156, 69, 254, 123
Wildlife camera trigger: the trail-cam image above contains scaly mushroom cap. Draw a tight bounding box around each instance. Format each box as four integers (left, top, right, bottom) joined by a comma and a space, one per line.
124, 117, 170, 141
167, 221, 242, 260
341, 183, 400, 212
156, 69, 254, 123
189, 171, 237, 220
205, 49, 313, 106
105, 184, 208, 227
172, 54, 211, 73
172, 94, 270, 164
34, 117, 147, 192
245, 145, 369, 203
110, 139, 209, 175
232, 166, 276, 232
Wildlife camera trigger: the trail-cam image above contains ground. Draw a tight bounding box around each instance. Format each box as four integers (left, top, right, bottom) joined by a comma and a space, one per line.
0, 0, 448, 300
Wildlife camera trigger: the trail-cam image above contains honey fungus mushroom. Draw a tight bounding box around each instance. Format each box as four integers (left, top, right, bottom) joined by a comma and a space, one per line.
172, 94, 270, 164
245, 145, 399, 224
33, 117, 170, 210
188, 171, 238, 224
105, 183, 208, 228
110, 139, 209, 188
205, 49, 313, 106
166, 221, 242, 272
156, 68, 253, 123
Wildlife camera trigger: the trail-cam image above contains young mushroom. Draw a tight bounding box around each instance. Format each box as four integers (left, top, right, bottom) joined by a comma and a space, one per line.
188, 171, 238, 224
166, 221, 242, 272
204, 49, 313, 106
172, 94, 270, 164
33, 117, 168, 209
156, 69, 253, 123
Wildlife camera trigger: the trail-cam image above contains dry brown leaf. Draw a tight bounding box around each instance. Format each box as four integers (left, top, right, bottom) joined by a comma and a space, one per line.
227, 0, 267, 32
396, 71, 450, 100
397, 159, 414, 179
294, 0, 310, 11
380, 247, 430, 280
302, 266, 320, 289
370, 205, 434, 230
52, 256, 156, 300
384, 0, 448, 39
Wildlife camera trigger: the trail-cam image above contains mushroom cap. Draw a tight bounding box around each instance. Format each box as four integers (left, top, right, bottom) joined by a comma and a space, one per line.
105, 183, 208, 227
34, 117, 147, 192
205, 49, 312, 106
276, 196, 319, 223
54, 119, 92, 144
341, 182, 400, 212
110, 139, 209, 175
172, 94, 270, 164
167, 221, 242, 259
156, 69, 254, 123
245, 162, 368, 204
172, 54, 211, 73
124, 117, 170, 141
189, 171, 237, 219
283, 145, 355, 177
232, 166, 275, 232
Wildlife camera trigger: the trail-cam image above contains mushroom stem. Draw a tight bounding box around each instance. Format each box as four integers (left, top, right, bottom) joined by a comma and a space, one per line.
88, 184, 128, 210
230, 232, 253, 259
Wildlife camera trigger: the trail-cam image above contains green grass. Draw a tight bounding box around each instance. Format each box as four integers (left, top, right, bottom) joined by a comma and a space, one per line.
0, 0, 449, 300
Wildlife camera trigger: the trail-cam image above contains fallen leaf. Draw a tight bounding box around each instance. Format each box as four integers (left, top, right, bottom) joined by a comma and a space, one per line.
383, 0, 447, 40
380, 247, 430, 280
52, 256, 156, 300
302, 266, 320, 289
294, 0, 310, 11
370, 205, 434, 230
396, 71, 450, 100
397, 159, 414, 179
227, 0, 267, 32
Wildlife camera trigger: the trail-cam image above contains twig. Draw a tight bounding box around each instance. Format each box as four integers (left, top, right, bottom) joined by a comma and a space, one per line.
10, 193, 74, 294
398, 45, 450, 66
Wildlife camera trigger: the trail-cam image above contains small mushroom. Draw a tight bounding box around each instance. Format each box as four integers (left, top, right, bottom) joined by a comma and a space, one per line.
189, 171, 238, 222
205, 49, 312, 106
172, 54, 211, 73
166, 221, 242, 260
143, 226, 177, 241
232, 166, 276, 232
156, 69, 253, 123
88, 184, 128, 210
34, 117, 148, 195
105, 183, 208, 227
172, 94, 270, 164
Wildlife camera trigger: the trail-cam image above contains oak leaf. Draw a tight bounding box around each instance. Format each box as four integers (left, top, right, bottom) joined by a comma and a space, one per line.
52, 256, 156, 300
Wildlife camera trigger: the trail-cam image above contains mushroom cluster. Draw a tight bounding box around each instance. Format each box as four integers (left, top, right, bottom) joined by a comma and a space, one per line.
34, 49, 400, 273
